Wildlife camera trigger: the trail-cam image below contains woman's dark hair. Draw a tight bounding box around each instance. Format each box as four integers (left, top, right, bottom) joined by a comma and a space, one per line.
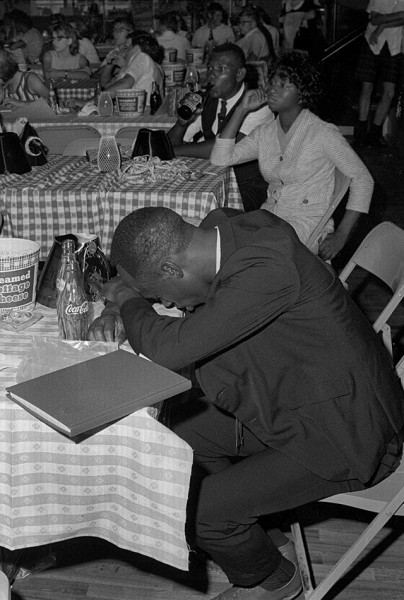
268, 51, 323, 109
129, 32, 164, 64
7, 9, 32, 32
53, 22, 80, 55
207, 2, 229, 25
239, 6, 275, 62
158, 12, 179, 33
0, 49, 18, 83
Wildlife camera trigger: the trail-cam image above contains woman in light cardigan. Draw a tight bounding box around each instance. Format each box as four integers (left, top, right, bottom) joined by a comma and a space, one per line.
210, 51, 374, 260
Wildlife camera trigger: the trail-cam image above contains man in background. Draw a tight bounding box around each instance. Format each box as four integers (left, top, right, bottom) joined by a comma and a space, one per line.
168, 43, 272, 211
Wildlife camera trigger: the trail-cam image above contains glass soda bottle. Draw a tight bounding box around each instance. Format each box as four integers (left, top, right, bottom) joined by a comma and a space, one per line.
150, 82, 162, 116
57, 247, 89, 340
56, 239, 75, 307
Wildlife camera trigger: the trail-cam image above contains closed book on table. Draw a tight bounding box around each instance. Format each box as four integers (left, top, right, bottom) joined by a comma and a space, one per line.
6, 349, 191, 438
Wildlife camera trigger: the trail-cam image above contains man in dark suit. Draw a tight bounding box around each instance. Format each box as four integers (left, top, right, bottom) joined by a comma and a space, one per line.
88, 207, 404, 600
168, 43, 271, 212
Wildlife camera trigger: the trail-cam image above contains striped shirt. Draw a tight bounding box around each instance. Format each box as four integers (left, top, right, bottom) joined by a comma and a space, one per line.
210, 109, 374, 244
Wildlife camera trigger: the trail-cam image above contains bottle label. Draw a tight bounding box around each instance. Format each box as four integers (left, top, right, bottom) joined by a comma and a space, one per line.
65, 300, 89, 316
179, 92, 203, 113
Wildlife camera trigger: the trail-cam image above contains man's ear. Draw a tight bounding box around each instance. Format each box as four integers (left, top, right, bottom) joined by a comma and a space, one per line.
237, 67, 246, 84
161, 260, 183, 279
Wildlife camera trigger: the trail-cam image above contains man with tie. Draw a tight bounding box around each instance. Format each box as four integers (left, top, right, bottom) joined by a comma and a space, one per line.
168, 43, 273, 211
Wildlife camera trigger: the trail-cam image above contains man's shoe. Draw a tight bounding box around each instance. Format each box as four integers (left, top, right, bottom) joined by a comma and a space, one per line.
210, 564, 302, 600
277, 540, 297, 568
205, 540, 298, 581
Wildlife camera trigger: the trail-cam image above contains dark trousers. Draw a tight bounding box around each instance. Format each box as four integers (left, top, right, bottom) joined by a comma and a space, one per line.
170, 394, 363, 587
234, 161, 268, 212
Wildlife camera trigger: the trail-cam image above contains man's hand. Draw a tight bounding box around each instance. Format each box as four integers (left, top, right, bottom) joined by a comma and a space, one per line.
318, 230, 347, 261
369, 25, 383, 45
88, 307, 126, 344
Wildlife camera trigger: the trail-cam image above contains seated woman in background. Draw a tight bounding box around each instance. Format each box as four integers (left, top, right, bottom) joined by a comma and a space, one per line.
73, 18, 100, 71
101, 32, 164, 106
0, 49, 49, 107
210, 52, 374, 261
236, 6, 276, 63
42, 22, 91, 83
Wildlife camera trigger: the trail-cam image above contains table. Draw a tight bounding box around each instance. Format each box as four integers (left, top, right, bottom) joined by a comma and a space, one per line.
0, 306, 193, 570
0, 155, 243, 260
54, 78, 99, 105
3, 109, 176, 138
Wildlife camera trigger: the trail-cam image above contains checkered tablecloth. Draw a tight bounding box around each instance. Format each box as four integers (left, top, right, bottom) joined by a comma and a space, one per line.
0, 306, 192, 570
102, 159, 242, 255
0, 157, 107, 261
54, 78, 98, 104
0, 155, 243, 260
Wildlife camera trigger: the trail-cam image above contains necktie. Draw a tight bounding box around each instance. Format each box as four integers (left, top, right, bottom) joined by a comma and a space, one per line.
217, 100, 227, 133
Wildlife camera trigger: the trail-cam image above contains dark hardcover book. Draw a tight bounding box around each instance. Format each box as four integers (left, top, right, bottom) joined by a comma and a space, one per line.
6, 349, 191, 438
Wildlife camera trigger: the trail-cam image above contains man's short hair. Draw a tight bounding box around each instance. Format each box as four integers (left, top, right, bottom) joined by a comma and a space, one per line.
211, 42, 246, 69
111, 207, 194, 284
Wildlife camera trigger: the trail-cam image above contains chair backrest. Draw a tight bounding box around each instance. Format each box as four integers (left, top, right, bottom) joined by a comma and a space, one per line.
339, 222, 404, 335
291, 352, 404, 600
115, 127, 140, 148
63, 138, 102, 156
36, 126, 101, 154
306, 168, 351, 253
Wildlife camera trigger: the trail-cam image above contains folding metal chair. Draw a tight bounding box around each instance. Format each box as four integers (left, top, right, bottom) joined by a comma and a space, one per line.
36, 126, 100, 155
306, 168, 351, 254
115, 127, 141, 149
63, 138, 102, 156
339, 221, 404, 355
291, 353, 404, 599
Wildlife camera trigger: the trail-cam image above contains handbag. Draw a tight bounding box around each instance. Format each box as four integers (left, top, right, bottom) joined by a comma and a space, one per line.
20, 122, 48, 166
131, 128, 175, 160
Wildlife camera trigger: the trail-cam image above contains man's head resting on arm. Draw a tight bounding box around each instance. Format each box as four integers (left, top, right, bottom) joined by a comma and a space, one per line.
110, 207, 217, 312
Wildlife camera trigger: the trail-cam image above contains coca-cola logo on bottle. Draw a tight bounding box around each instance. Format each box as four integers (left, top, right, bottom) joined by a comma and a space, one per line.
65, 301, 89, 315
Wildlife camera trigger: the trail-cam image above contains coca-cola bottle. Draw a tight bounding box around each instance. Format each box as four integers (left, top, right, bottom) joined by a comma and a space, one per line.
57, 247, 89, 340
150, 82, 162, 116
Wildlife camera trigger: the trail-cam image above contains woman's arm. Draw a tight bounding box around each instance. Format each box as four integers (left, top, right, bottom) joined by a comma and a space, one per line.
26, 72, 50, 99
318, 127, 374, 261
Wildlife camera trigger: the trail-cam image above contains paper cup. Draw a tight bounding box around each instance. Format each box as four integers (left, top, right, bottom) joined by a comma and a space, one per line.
164, 47, 178, 63
163, 63, 185, 85
116, 89, 146, 117
0, 238, 40, 313
186, 48, 205, 65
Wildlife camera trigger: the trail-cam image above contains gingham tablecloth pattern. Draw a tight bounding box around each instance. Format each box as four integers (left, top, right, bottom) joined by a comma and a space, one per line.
0, 156, 243, 260
0, 306, 193, 570
54, 78, 98, 104
0, 157, 108, 261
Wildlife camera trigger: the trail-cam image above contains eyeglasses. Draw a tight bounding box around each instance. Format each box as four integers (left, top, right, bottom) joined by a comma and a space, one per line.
239, 20, 254, 25
207, 64, 231, 75
113, 27, 131, 33
52, 35, 68, 41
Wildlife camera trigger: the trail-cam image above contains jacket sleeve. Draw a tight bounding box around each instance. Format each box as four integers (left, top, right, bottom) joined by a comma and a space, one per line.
120, 246, 300, 371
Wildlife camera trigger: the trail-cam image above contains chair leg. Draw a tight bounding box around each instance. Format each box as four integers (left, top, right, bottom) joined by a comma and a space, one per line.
300, 486, 404, 600
290, 519, 315, 598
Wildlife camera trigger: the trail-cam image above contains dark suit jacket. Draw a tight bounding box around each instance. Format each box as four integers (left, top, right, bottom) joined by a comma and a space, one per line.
121, 209, 404, 485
